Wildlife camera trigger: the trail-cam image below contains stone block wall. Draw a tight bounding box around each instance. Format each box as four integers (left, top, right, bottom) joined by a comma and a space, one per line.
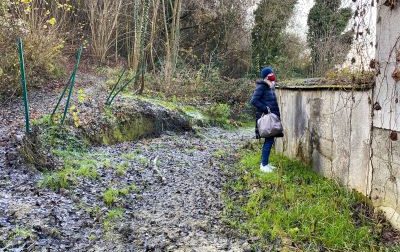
274, 84, 400, 229
275, 87, 372, 195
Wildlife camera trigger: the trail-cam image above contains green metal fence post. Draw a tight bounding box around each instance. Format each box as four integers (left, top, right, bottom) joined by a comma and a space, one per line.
17, 38, 31, 133
61, 46, 83, 125
107, 71, 139, 105
51, 73, 73, 120
106, 68, 126, 105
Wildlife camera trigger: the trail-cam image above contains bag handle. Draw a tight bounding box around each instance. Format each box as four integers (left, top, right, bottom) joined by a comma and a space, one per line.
261, 106, 271, 117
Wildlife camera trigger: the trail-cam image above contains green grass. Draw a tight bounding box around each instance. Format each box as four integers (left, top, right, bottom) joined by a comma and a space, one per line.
115, 162, 129, 176
101, 158, 113, 169
224, 149, 400, 251
103, 208, 125, 231
102, 184, 137, 207
213, 149, 227, 159
76, 164, 99, 179
106, 208, 124, 220
39, 168, 76, 190
103, 188, 120, 206
39, 150, 100, 190
136, 155, 149, 166
12, 227, 33, 239
121, 152, 137, 161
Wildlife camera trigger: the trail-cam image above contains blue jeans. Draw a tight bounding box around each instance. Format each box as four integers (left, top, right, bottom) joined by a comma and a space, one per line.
262, 137, 274, 166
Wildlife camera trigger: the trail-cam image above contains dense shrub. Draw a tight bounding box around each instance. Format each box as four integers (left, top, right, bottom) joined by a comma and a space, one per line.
205, 103, 231, 125
0, 0, 65, 97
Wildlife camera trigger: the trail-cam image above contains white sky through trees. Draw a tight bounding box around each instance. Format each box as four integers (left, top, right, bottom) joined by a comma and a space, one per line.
249, 0, 376, 69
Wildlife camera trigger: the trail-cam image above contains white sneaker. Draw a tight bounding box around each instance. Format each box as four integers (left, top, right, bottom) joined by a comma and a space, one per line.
268, 164, 276, 170
260, 164, 272, 173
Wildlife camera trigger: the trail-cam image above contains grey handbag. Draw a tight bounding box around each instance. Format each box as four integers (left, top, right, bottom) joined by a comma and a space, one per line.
257, 107, 283, 138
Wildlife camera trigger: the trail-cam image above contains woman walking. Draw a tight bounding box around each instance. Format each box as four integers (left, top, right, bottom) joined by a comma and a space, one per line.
250, 66, 282, 173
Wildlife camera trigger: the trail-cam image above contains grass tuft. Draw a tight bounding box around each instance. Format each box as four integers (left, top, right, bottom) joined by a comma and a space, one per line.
103, 184, 137, 207
103, 208, 125, 231
115, 162, 129, 176
39, 168, 76, 190
39, 150, 99, 190
103, 188, 120, 206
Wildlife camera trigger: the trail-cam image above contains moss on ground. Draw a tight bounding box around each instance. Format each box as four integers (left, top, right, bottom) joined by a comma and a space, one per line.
124, 94, 213, 126
97, 116, 156, 145
224, 149, 400, 251
129, 94, 253, 129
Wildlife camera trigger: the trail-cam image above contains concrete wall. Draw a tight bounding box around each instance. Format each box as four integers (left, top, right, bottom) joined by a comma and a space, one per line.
371, 3, 400, 227
374, 3, 400, 132
274, 85, 400, 229
275, 1, 400, 229
275, 87, 372, 195
274, 2, 400, 229
370, 127, 400, 227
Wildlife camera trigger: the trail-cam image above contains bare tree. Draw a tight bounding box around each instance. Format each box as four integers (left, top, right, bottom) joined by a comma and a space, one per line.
86, 0, 123, 63
127, 0, 150, 71
148, 0, 161, 72
161, 0, 182, 83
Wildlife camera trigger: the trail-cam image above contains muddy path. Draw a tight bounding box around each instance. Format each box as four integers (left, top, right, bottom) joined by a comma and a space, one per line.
1, 127, 254, 251
0, 75, 256, 251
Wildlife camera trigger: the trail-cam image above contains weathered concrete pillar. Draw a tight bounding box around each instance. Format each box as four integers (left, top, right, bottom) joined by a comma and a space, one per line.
371, 2, 400, 229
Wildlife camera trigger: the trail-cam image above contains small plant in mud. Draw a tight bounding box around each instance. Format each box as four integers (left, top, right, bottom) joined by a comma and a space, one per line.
103, 184, 137, 206
121, 152, 137, 161
106, 208, 124, 220
11, 227, 33, 240
65, 153, 99, 179
103, 188, 120, 206
88, 234, 98, 241
103, 208, 125, 232
101, 158, 113, 169
39, 168, 76, 190
39, 151, 99, 190
2, 227, 35, 248
76, 164, 99, 179
85, 206, 102, 219
136, 156, 149, 166
224, 149, 400, 251
213, 149, 227, 159
77, 89, 87, 104
115, 162, 129, 176
69, 105, 81, 128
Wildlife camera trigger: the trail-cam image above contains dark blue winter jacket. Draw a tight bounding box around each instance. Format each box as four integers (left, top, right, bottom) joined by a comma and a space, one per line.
250, 80, 280, 120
